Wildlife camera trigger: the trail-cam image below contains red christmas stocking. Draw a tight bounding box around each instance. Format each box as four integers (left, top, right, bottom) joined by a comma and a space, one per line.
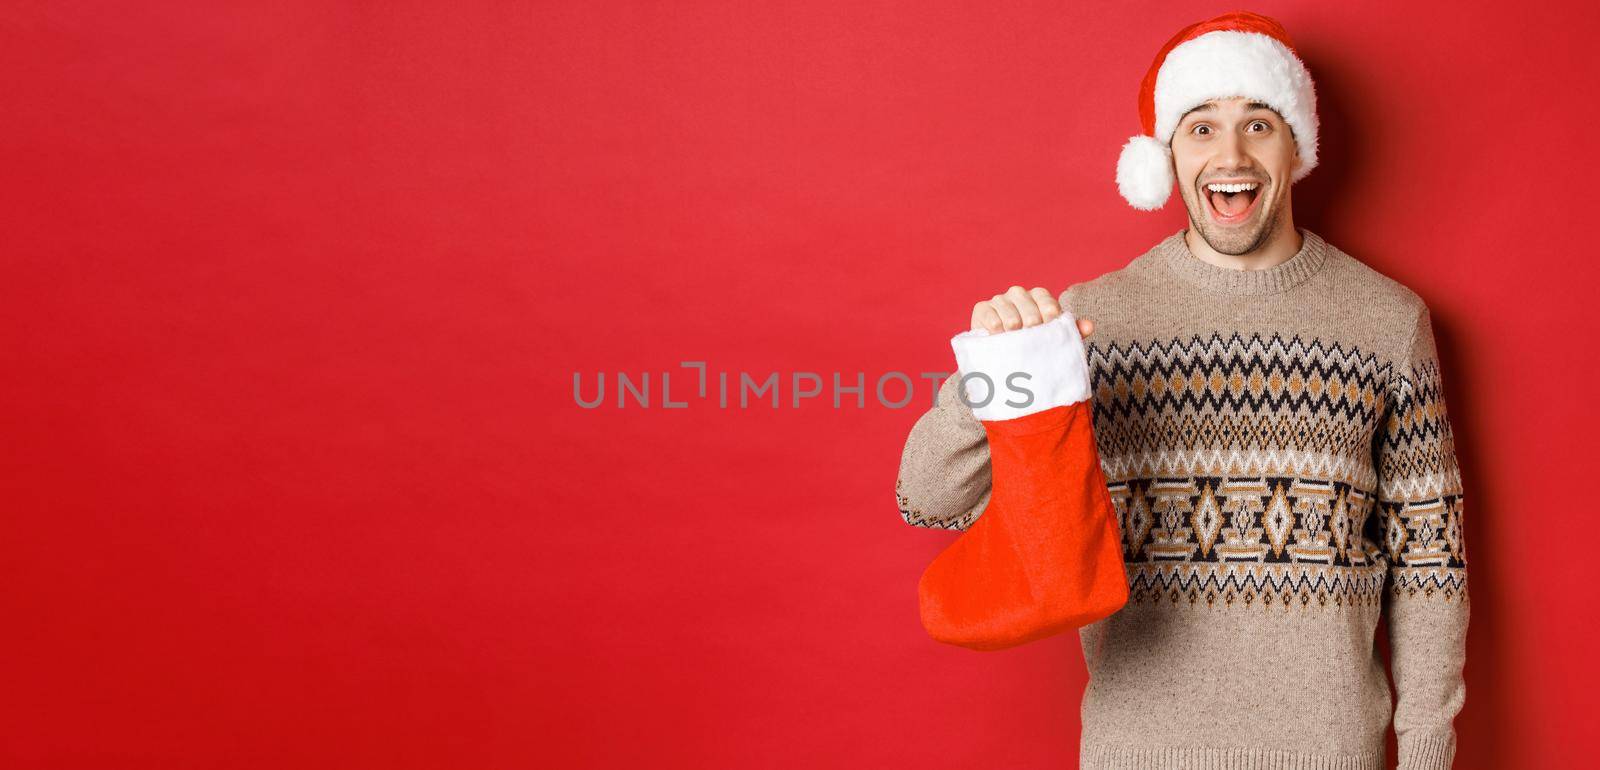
918, 312, 1128, 651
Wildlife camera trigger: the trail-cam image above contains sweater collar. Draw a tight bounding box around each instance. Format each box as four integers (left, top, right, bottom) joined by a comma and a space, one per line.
1154, 227, 1329, 296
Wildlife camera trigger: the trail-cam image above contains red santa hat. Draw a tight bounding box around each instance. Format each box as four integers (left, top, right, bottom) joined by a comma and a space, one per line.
1115, 10, 1319, 210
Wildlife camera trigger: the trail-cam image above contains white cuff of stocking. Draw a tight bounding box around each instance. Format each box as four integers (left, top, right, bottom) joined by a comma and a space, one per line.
949, 312, 1093, 422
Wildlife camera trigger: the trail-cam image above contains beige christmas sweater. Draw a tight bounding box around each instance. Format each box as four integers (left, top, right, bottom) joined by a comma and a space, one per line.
896, 228, 1469, 769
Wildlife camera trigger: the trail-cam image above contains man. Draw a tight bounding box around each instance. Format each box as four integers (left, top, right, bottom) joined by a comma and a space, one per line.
895, 11, 1469, 770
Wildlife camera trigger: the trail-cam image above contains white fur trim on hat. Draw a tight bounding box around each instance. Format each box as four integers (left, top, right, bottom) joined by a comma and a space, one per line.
1115, 135, 1175, 210
1152, 29, 1319, 183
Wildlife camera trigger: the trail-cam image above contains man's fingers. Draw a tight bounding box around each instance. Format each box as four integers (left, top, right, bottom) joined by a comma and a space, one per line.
972, 287, 1073, 334
972, 302, 1003, 333
1077, 318, 1095, 339
1003, 286, 1042, 328
1030, 287, 1061, 321
990, 293, 1023, 330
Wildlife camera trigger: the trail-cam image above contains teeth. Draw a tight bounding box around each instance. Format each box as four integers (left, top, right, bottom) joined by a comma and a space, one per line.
1206, 182, 1260, 193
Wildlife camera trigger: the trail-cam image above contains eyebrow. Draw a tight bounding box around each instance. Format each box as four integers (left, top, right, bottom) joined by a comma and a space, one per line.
1181, 101, 1277, 121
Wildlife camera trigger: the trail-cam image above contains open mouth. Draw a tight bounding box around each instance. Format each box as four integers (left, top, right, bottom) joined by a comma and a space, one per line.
1203, 180, 1263, 225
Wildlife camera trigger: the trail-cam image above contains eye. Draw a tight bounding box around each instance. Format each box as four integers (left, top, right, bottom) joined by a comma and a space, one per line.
1192, 124, 1212, 136
1248, 120, 1270, 132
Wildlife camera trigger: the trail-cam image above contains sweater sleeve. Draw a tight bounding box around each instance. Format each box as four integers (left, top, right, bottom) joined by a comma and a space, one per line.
894, 371, 992, 530
1376, 307, 1470, 770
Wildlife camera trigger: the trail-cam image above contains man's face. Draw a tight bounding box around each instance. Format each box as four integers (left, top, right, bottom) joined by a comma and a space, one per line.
1170, 97, 1300, 256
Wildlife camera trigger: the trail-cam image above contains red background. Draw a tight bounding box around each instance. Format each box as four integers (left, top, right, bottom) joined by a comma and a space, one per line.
4, 2, 1597, 767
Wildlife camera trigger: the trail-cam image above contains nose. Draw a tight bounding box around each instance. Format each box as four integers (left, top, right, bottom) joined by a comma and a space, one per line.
1213, 129, 1250, 174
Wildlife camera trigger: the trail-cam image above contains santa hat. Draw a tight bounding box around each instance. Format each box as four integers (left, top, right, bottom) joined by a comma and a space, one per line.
1115, 10, 1319, 210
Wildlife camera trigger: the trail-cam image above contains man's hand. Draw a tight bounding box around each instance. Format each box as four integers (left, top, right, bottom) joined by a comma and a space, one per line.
972, 286, 1095, 339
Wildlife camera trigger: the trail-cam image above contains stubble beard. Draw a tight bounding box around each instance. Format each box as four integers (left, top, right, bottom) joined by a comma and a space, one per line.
1180, 181, 1283, 257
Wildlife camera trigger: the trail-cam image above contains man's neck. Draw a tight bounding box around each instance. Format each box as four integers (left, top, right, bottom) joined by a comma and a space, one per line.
1183, 220, 1303, 271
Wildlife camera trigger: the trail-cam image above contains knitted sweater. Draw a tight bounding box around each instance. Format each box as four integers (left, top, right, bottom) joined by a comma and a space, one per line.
895, 228, 1469, 770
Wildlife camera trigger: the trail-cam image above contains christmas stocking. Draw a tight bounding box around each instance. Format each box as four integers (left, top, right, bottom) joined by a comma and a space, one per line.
918, 312, 1128, 651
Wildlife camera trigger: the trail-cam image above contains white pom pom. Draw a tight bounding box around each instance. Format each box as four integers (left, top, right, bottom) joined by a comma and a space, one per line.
1115, 135, 1174, 211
